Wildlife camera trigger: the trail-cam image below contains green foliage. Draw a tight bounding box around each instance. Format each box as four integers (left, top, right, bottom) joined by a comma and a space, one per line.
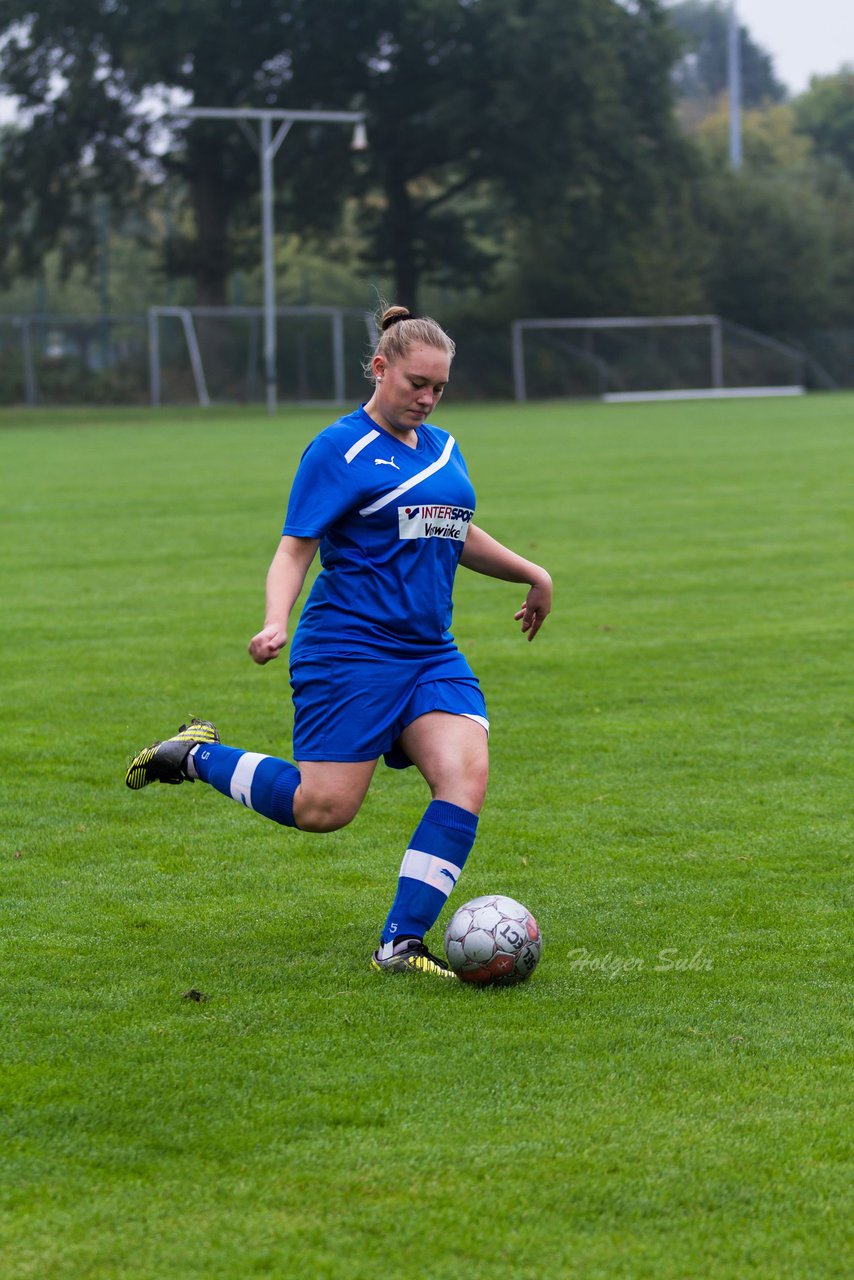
692, 100, 810, 171
686, 101, 854, 334
794, 69, 854, 176
808, 162, 854, 326
668, 0, 786, 108
0, 0, 287, 298
1, 396, 852, 1277
0, 0, 688, 310
696, 172, 835, 332
0, 215, 166, 316
0, 3, 852, 341
283, 0, 498, 305
489, 0, 695, 316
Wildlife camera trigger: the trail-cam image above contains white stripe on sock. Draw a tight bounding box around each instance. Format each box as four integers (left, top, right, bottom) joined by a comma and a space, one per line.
399, 847, 461, 899
229, 752, 268, 809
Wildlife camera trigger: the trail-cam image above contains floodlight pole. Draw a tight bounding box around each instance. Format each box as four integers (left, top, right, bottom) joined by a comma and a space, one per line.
182, 107, 367, 414
727, 2, 743, 171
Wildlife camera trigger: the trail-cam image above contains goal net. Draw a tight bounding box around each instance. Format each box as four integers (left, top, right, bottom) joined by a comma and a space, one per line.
148, 306, 377, 407
511, 315, 806, 402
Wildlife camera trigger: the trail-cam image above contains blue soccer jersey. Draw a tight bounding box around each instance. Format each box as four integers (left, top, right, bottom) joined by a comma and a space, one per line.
283, 406, 476, 657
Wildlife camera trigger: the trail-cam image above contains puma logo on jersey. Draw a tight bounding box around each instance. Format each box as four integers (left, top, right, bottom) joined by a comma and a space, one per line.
375, 456, 400, 470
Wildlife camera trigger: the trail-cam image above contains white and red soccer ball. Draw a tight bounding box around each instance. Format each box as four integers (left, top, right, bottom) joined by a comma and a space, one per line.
444, 894, 541, 985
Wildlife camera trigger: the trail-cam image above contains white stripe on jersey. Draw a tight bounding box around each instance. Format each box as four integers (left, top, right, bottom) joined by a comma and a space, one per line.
358, 435, 456, 516
344, 429, 380, 463
399, 846, 461, 898
229, 751, 268, 809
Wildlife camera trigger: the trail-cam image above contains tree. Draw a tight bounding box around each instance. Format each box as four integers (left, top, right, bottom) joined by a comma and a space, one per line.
696, 170, 835, 334
0, 0, 690, 312
491, 0, 696, 318
692, 99, 812, 172
361, 0, 688, 312
264, 0, 691, 310
282, 0, 500, 308
682, 94, 854, 333
792, 72, 854, 325
794, 69, 854, 177
0, 0, 274, 301
668, 1, 786, 112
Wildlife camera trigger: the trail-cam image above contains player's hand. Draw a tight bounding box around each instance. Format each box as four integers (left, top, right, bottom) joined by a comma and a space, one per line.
248, 624, 288, 665
514, 576, 552, 641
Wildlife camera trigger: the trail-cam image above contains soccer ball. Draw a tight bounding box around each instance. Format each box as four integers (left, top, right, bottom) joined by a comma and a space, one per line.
444, 894, 542, 986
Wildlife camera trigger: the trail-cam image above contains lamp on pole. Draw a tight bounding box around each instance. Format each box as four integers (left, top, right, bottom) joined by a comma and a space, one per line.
182, 107, 367, 414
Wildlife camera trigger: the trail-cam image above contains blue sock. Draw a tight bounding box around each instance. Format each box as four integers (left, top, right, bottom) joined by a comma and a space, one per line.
381, 800, 479, 944
191, 743, 300, 828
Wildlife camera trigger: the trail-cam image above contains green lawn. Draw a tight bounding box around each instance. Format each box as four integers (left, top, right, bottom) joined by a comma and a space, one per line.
1, 395, 851, 1278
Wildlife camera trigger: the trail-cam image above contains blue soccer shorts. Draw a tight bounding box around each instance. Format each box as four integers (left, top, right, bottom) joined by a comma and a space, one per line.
289, 648, 488, 769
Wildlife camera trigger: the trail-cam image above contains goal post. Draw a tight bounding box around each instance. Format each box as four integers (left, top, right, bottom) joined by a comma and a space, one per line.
149, 307, 210, 407
148, 305, 377, 408
511, 315, 806, 402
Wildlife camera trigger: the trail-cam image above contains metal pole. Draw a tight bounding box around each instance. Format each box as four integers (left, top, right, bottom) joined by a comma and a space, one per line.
261, 115, 276, 416
711, 317, 724, 389
332, 309, 345, 403
511, 322, 526, 401
728, 2, 742, 171
148, 308, 161, 407
260, 118, 295, 415
180, 107, 365, 414
21, 319, 37, 407
98, 196, 110, 370
180, 308, 211, 407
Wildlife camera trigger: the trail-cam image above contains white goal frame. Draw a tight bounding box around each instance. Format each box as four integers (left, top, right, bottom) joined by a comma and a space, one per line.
148, 305, 377, 407
511, 314, 806, 402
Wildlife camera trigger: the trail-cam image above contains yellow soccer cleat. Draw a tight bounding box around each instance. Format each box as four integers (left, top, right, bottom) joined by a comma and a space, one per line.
371, 937, 456, 978
125, 718, 219, 790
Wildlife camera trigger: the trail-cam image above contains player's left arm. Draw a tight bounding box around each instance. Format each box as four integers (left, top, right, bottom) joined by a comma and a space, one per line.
460, 523, 552, 641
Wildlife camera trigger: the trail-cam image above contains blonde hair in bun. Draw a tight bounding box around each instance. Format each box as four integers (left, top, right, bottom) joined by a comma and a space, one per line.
364, 304, 455, 382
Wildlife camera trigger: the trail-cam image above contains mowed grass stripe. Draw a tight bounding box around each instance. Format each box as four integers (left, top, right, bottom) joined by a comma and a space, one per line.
0, 395, 851, 1279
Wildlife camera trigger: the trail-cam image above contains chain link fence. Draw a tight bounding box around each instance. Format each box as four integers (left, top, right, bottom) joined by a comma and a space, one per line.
1, 312, 851, 407
0, 315, 149, 406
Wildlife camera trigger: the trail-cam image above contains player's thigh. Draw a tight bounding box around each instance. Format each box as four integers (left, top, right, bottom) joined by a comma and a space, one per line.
399, 712, 489, 813
294, 758, 378, 832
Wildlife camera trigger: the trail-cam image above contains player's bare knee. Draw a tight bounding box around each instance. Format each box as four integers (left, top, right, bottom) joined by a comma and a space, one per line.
431, 760, 488, 813
460, 777, 488, 814
294, 792, 359, 833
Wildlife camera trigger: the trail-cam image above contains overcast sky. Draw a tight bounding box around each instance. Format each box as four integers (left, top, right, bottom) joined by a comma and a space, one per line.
1, 2, 853, 124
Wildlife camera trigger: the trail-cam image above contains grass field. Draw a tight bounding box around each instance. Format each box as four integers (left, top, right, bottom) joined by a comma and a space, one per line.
1, 394, 851, 1279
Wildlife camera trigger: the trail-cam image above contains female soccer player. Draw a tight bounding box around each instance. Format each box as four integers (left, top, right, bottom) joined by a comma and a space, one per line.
126, 306, 552, 978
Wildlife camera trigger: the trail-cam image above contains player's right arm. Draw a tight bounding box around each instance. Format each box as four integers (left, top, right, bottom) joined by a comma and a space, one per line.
248, 535, 320, 664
